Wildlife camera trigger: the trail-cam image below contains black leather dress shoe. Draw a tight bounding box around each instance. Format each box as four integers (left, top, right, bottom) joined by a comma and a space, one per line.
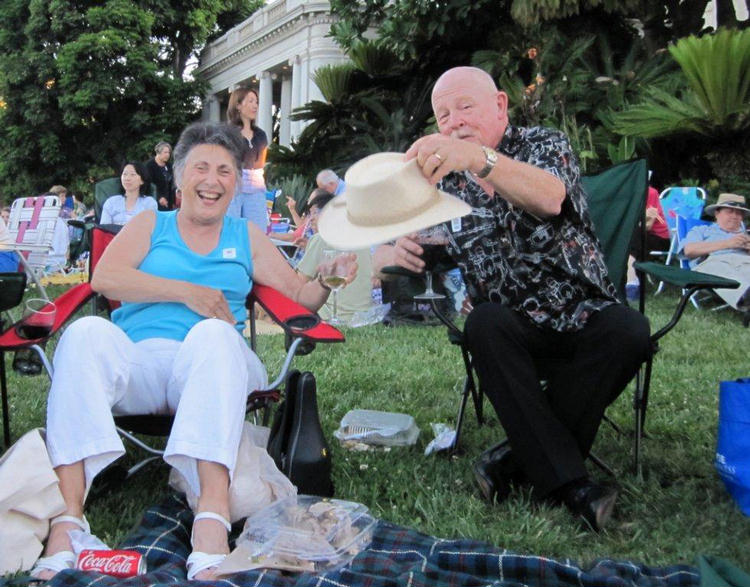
561, 479, 618, 531
473, 444, 525, 503
12, 349, 42, 376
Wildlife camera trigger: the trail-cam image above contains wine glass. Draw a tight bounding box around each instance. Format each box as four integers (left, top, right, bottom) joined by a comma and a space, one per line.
414, 224, 449, 300
319, 249, 353, 325
15, 298, 57, 340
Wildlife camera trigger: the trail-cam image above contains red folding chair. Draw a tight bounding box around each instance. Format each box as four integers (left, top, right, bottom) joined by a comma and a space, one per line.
0, 279, 95, 448
87, 226, 345, 480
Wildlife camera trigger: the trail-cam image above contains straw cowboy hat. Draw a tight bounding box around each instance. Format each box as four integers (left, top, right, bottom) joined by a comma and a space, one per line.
317, 152, 471, 250
704, 193, 750, 216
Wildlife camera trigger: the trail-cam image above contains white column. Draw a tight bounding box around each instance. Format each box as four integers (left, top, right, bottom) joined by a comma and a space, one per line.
202, 95, 221, 122
258, 71, 273, 139
290, 56, 302, 140
279, 74, 292, 147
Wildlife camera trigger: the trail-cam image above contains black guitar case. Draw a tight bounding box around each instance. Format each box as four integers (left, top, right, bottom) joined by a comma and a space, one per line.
267, 370, 334, 497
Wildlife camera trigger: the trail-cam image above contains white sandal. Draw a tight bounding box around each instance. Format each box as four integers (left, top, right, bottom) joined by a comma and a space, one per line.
30, 515, 90, 578
186, 511, 231, 580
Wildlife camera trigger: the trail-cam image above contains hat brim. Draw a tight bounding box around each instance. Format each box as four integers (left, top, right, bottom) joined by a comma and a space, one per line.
705, 203, 750, 216
317, 189, 471, 251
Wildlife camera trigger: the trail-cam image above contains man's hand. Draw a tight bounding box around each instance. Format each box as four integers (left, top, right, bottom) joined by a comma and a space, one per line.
392, 233, 426, 273
726, 233, 750, 251
405, 134, 484, 185
183, 283, 235, 324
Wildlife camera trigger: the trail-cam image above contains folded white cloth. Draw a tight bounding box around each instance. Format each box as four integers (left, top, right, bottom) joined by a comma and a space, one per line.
0, 428, 66, 574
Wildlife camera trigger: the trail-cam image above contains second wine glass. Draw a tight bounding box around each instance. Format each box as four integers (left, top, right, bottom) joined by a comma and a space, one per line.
320, 248, 352, 325
414, 224, 449, 300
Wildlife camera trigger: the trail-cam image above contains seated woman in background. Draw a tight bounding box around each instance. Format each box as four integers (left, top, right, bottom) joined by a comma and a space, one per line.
100, 161, 157, 225
30, 122, 355, 582
296, 191, 375, 324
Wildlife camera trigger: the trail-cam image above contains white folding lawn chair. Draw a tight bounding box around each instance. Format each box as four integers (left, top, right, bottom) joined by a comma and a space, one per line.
6, 194, 62, 301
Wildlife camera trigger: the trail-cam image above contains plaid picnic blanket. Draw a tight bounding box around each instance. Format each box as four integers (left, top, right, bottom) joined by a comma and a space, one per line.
48, 493, 699, 587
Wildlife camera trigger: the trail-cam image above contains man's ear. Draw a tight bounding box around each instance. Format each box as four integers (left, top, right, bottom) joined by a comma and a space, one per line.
496, 91, 509, 120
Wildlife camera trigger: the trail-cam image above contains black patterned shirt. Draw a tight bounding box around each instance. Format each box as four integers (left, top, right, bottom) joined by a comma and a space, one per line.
440, 124, 617, 332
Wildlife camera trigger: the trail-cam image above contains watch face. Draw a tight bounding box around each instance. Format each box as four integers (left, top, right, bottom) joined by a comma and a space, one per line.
478, 147, 497, 178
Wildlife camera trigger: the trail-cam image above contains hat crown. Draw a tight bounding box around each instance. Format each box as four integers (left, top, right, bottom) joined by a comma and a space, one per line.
317, 151, 471, 250
715, 193, 746, 208
343, 152, 440, 226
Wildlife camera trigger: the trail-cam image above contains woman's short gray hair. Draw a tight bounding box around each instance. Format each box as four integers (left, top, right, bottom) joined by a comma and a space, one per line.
173, 122, 248, 191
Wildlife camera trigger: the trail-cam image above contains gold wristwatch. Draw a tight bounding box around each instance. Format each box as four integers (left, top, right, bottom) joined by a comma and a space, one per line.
476, 146, 498, 179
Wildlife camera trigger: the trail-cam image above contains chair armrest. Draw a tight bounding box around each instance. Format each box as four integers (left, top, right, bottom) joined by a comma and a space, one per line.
248, 283, 344, 343
0, 282, 95, 348
634, 261, 740, 290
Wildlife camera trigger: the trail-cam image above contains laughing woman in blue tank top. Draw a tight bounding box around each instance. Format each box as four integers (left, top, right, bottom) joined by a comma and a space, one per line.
33, 123, 357, 582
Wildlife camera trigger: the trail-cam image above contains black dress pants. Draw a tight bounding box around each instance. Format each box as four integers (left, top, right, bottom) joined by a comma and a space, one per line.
464, 303, 651, 496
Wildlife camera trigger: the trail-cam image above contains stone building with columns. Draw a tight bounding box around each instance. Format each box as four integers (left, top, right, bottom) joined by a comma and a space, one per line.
196, 0, 349, 147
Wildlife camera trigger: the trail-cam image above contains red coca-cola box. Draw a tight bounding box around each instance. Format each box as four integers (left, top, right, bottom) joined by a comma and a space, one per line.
76, 549, 146, 577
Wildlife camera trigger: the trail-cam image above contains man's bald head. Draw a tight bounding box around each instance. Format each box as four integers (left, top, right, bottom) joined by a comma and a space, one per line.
430, 66, 508, 148
432, 67, 498, 107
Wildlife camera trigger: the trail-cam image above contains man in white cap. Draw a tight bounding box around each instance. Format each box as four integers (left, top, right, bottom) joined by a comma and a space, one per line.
681, 192, 750, 309
374, 66, 650, 530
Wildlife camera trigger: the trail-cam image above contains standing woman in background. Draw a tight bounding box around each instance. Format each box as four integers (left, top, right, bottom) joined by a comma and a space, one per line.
226, 87, 269, 231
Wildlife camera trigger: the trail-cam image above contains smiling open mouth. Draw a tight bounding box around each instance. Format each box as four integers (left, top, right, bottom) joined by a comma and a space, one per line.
198, 192, 222, 202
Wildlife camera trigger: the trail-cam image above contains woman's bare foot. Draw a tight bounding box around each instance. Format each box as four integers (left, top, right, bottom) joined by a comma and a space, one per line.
190, 516, 230, 580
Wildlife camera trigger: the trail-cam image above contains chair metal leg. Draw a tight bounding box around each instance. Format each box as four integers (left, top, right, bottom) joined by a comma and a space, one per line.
1, 351, 9, 449
452, 375, 472, 453
30, 343, 54, 378
588, 452, 616, 478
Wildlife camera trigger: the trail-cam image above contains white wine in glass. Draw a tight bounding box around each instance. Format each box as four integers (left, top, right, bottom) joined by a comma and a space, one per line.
320, 249, 352, 324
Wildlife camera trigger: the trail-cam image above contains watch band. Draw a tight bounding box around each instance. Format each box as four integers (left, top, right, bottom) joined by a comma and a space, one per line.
476, 146, 498, 179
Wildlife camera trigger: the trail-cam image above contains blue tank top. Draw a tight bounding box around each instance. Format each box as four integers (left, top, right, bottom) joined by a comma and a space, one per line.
112, 211, 253, 342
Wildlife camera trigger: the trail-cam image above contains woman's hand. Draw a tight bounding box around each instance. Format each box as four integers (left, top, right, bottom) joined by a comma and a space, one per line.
315, 252, 359, 287
286, 195, 297, 213
183, 283, 235, 324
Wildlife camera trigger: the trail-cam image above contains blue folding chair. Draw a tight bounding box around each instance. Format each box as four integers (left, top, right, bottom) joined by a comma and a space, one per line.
655, 187, 706, 294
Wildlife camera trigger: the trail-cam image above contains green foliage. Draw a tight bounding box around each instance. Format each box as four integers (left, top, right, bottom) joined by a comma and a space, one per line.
611, 29, 750, 139
0, 0, 258, 200
313, 64, 357, 103
347, 40, 399, 77
268, 173, 313, 216
509, 0, 645, 26
670, 28, 750, 130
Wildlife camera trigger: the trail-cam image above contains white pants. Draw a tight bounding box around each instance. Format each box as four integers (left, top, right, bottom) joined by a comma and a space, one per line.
694, 253, 750, 309
46, 316, 267, 498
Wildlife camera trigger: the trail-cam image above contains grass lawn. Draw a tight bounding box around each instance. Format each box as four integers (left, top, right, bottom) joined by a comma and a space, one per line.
3, 283, 749, 571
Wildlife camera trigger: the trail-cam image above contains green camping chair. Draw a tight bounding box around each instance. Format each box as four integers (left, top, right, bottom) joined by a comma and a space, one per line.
436, 159, 739, 475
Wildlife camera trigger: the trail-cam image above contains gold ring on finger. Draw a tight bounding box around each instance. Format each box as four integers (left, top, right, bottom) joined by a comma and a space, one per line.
434, 152, 444, 162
